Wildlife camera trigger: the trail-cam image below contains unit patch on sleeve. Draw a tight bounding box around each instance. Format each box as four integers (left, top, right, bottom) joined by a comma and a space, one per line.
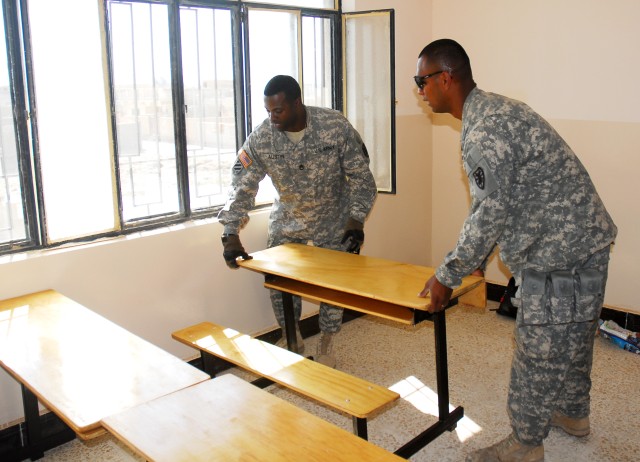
473, 167, 485, 189
467, 157, 499, 200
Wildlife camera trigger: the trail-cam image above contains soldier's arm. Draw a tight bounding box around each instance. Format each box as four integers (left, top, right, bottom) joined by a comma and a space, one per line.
341, 125, 377, 222
435, 123, 516, 288
217, 144, 267, 234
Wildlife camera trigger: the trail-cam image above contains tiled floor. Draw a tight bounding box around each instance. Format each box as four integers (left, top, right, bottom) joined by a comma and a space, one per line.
40, 301, 640, 461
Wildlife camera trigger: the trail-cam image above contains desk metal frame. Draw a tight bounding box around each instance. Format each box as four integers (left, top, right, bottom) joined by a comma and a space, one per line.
278, 279, 463, 458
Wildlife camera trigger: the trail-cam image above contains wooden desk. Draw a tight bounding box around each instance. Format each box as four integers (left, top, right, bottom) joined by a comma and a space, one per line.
0, 290, 210, 459
102, 374, 404, 462
239, 244, 485, 458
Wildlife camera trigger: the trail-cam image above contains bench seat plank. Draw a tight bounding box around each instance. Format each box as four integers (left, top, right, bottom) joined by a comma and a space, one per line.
172, 322, 399, 419
102, 374, 404, 462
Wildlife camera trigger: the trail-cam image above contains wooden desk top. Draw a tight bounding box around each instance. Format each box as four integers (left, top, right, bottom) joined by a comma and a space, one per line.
239, 244, 483, 311
0, 290, 210, 439
102, 374, 404, 462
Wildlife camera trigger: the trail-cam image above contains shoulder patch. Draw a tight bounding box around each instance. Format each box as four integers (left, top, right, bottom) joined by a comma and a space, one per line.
468, 156, 499, 200
473, 167, 485, 189
238, 149, 252, 168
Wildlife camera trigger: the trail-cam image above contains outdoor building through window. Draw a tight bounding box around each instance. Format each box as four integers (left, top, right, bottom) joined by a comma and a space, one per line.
0, 0, 395, 255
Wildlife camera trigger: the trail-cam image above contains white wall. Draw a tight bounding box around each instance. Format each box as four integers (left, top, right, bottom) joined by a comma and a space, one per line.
347, 0, 433, 266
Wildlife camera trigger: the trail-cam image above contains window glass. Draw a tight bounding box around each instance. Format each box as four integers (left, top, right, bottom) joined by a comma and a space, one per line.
29, 0, 116, 241
247, 8, 299, 130
302, 16, 332, 108
110, 2, 179, 222
247, 8, 300, 203
180, 7, 237, 211
344, 11, 394, 192
0, 4, 26, 244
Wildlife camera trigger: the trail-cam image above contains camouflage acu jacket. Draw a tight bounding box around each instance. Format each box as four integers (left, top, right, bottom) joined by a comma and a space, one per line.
436, 88, 617, 288
218, 106, 377, 241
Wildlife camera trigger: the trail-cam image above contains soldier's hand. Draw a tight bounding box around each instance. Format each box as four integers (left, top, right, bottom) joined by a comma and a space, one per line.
418, 275, 453, 313
221, 234, 252, 269
341, 217, 364, 254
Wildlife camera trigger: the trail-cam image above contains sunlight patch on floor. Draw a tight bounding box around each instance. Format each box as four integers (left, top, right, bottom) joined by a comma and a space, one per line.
390, 375, 482, 442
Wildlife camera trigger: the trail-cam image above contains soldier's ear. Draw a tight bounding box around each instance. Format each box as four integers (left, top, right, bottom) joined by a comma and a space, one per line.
441, 70, 453, 89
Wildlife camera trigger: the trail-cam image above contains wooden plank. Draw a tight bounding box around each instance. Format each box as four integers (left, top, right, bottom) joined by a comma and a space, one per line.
172, 322, 399, 419
264, 277, 415, 324
0, 290, 210, 438
239, 243, 485, 311
102, 375, 405, 462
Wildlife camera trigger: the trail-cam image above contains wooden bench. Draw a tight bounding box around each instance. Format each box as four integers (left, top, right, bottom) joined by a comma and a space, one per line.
172, 321, 399, 439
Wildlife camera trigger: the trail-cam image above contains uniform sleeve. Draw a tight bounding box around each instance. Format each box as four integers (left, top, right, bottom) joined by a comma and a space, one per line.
217, 139, 267, 235
435, 120, 515, 288
341, 124, 378, 222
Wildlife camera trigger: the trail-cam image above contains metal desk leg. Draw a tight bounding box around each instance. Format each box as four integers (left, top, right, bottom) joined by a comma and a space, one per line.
281, 291, 300, 354
434, 311, 452, 419
353, 417, 368, 440
22, 384, 44, 460
394, 310, 464, 459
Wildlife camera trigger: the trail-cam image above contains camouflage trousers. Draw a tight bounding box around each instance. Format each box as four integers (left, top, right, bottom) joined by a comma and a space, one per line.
508, 245, 611, 445
267, 233, 348, 334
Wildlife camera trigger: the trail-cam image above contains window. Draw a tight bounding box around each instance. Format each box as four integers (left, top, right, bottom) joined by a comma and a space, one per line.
179, 7, 236, 212
0, 0, 394, 255
344, 10, 395, 193
29, 0, 116, 242
110, 2, 178, 223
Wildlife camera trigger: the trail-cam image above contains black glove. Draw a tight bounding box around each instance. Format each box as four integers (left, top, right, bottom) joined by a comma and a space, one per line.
221, 234, 252, 269
341, 218, 364, 254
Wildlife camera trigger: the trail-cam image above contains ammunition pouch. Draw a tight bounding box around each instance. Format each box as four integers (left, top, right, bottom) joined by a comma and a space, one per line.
516, 268, 604, 326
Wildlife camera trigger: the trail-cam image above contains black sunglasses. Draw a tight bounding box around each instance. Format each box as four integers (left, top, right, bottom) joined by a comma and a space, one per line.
413, 70, 444, 90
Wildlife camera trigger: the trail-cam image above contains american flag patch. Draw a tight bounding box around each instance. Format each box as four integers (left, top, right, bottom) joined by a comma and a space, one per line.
238, 150, 252, 168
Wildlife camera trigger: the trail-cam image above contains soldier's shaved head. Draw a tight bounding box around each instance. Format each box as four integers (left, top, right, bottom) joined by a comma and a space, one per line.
264, 75, 302, 103
418, 39, 473, 82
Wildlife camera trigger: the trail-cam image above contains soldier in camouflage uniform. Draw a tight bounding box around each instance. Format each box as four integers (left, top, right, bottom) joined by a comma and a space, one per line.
414, 39, 617, 461
218, 75, 377, 368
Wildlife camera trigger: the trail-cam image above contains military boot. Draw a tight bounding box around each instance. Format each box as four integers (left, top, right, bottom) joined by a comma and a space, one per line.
315, 331, 336, 368
275, 324, 304, 354
550, 411, 590, 437
466, 433, 544, 462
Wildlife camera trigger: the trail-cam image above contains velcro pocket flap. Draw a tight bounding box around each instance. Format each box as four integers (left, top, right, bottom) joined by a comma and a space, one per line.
578, 269, 603, 295
550, 271, 574, 297
521, 269, 546, 295
518, 269, 548, 325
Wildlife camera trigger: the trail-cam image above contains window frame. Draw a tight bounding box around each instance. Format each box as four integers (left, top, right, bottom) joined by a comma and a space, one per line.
0, 0, 39, 254
0, 0, 395, 256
